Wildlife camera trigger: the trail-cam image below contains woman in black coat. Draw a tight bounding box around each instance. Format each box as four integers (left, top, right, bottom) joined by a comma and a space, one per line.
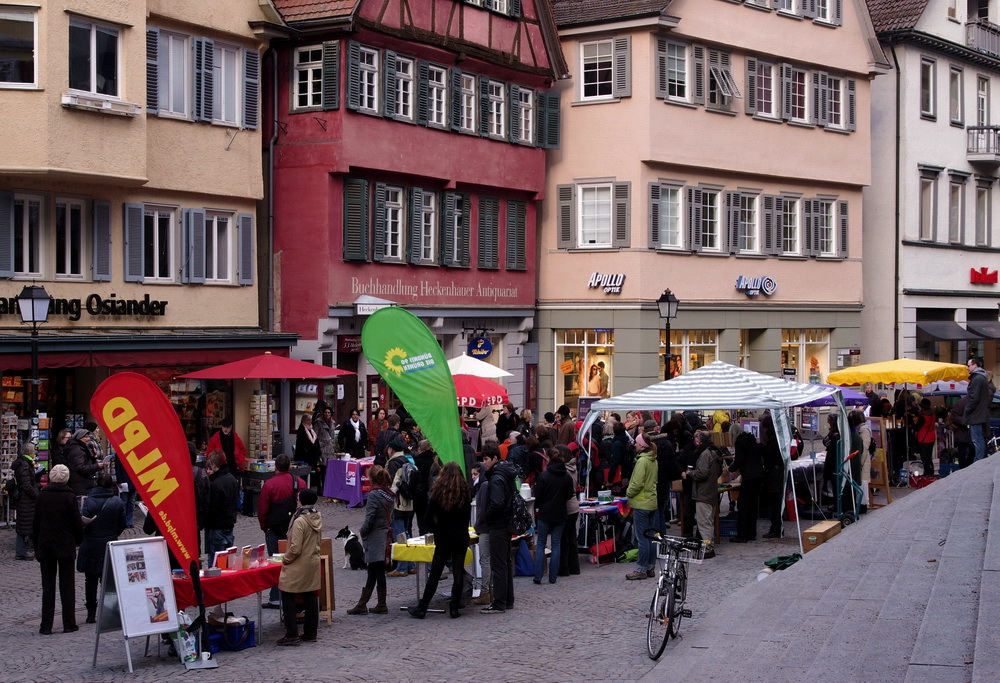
12, 442, 40, 559
729, 431, 765, 542
33, 465, 84, 635
337, 408, 368, 460
760, 415, 786, 539
77, 472, 127, 623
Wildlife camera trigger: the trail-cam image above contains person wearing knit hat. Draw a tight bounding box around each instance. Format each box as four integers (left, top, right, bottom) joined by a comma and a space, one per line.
64, 429, 103, 498
12, 442, 40, 560
625, 432, 658, 581
33, 463, 84, 634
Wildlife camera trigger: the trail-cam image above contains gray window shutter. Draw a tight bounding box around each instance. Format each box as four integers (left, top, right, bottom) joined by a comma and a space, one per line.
322, 41, 340, 111
612, 36, 631, 98
506, 199, 526, 270
649, 183, 661, 247
450, 68, 462, 130
557, 184, 575, 249
146, 28, 159, 115
802, 0, 816, 19
0, 191, 12, 278
194, 38, 214, 121
373, 182, 387, 262
833, 0, 843, 25
243, 48, 260, 129
838, 200, 849, 258
812, 71, 828, 127
383, 51, 397, 118
343, 178, 370, 261
237, 213, 254, 285
478, 197, 495, 269
692, 45, 706, 105
123, 203, 144, 282
781, 63, 793, 120
416, 61, 429, 125
537, 91, 560, 149
846, 78, 857, 131
510, 0, 521, 18
726, 191, 741, 254
408, 188, 424, 263
441, 191, 456, 265
347, 41, 361, 111
745, 57, 758, 115
508, 83, 521, 143
479, 77, 490, 135
762, 195, 778, 255
771, 0, 782, 8
802, 199, 815, 256
686, 186, 703, 252
655, 38, 668, 100
182, 209, 206, 283
612, 182, 630, 247
92, 200, 112, 281
458, 193, 471, 267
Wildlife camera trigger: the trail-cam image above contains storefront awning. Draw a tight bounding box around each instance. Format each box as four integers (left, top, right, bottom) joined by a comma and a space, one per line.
915, 321, 982, 342
967, 320, 1000, 339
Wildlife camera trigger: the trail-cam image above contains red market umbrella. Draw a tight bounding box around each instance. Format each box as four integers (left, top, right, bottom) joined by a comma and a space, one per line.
453, 374, 508, 408
178, 352, 355, 380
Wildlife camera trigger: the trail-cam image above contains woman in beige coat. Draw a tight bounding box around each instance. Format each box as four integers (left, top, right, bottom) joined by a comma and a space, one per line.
277, 488, 322, 646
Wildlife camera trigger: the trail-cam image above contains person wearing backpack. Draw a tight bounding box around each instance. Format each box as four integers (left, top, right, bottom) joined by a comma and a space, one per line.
386, 439, 417, 577
76, 472, 126, 623
481, 444, 517, 614
11, 441, 40, 560
258, 454, 307, 608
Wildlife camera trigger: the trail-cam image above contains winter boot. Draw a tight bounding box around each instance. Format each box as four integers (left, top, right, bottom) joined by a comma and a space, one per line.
370, 585, 388, 614
346, 587, 373, 615
473, 589, 493, 606
86, 602, 97, 624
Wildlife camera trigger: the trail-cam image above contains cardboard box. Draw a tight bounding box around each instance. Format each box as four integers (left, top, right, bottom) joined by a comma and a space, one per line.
802, 520, 841, 553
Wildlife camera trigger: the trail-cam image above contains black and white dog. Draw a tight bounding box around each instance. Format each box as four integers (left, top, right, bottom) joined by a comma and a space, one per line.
336, 525, 366, 570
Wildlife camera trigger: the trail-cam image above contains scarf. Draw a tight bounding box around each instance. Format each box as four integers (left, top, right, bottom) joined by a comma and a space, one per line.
304, 426, 316, 443
350, 418, 361, 442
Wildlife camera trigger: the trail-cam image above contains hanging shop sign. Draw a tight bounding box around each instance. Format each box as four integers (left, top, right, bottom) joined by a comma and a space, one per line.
0, 293, 168, 322
587, 272, 626, 294
735, 275, 777, 297
971, 268, 998, 284
467, 337, 493, 359
338, 335, 363, 353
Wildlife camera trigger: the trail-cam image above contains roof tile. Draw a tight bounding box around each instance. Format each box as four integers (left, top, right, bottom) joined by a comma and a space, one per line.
272, 0, 359, 23
865, 0, 929, 33
552, 0, 671, 27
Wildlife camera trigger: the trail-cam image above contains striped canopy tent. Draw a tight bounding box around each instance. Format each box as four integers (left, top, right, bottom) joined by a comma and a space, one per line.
578, 361, 851, 555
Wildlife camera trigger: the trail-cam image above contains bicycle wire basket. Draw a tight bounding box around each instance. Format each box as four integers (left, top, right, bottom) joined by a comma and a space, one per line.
654, 538, 707, 564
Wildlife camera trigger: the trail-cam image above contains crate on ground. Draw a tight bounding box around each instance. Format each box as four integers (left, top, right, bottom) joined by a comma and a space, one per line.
802, 520, 841, 553
720, 518, 739, 537
209, 620, 255, 651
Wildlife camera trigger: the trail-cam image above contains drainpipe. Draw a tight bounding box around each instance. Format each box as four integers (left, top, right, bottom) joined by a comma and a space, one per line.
891, 43, 901, 359
267, 46, 279, 333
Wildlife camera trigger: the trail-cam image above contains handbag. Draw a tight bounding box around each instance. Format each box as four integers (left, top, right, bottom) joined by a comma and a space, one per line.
763, 553, 802, 571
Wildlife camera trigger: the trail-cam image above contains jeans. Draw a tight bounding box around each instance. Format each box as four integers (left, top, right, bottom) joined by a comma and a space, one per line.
633, 508, 655, 572
392, 513, 414, 572
972, 423, 988, 463
205, 528, 234, 560
39, 557, 76, 631
534, 519, 564, 583
15, 533, 32, 559
281, 590, 318, 639
478, 531, 492, 592
120, 486, 136, 527
265, 529, 281, 604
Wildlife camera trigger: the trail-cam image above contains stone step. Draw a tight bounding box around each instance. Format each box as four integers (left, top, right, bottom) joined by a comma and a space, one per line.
972, 465, 1000, 683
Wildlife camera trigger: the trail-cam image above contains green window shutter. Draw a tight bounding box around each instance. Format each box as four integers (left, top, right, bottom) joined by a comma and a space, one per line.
478, 196, 499, 269
505, 199, 526, 270
243, 48, 260, 129
450, 68, 462, 130
0, 191, 13, 278
781, 63, 793, 120
193, 38, 214, 121
459, 193, 471, 267
408, 187, 424, 263
237, 213, 254, 285
373, 182, 387, 262
441, 191, 456, 266
813, 71, 828, 127
612, 36, 631, 98
146, 28, 160, 115
508, 83, 521, 143
123, 203, 144, 283
383, 50, 397, 118
648, 183, 661, 247
556, 184, 575, 249
846, 79, 857, 131
322, 41, 340, 111
692, 45, 706, 105
726, 191, 741, 254
745, 57, 758, 115
347, 41, 361, 111
762, 195, 776, 255
686, 187, 703, 252
510, 0, 521, 18
655, 38, 667, 100
479, 77, 490, 136
612, 182, 630, 248
838, 200, 849, 258
92, 200, 112, 281
537, 91, 560, 149
416, 61, 429, 125
343, 178, 370, 261
182, 209, 206, 283
478, 198, 488, 268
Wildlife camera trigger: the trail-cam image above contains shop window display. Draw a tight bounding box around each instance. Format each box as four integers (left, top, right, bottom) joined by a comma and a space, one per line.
555, 329, 614, 412
782, 328, 829, 384
660, 329, 717, 378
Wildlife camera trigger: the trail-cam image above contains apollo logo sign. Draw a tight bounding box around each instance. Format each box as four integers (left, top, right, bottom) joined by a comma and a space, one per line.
588, 272, 626, 294
735, 275, 777, 297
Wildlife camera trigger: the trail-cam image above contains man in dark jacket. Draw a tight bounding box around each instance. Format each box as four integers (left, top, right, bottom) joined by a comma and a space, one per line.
965, 357, 993, 462
532, 449, 574, 584
481, 445, 516, 614
729, 431, 765, 542
12, 441, 40, 560
684, 431, 723, 558
204, 450, 239, 559
65, 429, 102, 497
650, 429, 680, 534
950, 397, 972, 468
258, 454, 307, 608
373, 414, 401, 467
33, 464, 84, 635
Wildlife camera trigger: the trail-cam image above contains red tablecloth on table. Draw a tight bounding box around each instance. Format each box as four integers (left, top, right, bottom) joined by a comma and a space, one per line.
172, 563, 282, 609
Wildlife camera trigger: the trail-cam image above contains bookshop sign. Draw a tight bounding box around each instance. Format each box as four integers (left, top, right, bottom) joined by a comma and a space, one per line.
0, 293, 168, 322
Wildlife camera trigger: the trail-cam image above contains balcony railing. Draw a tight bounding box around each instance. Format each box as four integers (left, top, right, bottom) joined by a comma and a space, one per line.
967, 126, 1000, 164
967, 19, 1000, 58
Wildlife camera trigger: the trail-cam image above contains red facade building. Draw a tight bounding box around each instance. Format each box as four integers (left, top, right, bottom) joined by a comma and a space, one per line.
268, 0, 567, 419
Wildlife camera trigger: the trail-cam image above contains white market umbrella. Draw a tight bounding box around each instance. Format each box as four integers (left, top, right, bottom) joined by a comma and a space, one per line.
447, 353, 512, 378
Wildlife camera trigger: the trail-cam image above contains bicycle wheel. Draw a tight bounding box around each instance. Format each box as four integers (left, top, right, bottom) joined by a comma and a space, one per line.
646, 575, 671, 659
667, 561, 687, 637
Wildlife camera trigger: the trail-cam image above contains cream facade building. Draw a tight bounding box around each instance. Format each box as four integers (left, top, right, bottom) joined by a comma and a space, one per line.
539, 0, 888, 412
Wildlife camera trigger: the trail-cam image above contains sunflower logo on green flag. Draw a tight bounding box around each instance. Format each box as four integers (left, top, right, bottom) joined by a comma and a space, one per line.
361, 307, 465, 473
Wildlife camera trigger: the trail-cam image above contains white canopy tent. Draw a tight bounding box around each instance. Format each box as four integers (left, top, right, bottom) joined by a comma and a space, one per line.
577, 361, 851, 555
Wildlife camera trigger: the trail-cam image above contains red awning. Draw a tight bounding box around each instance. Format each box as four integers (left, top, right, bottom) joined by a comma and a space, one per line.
0, 347, 288, 372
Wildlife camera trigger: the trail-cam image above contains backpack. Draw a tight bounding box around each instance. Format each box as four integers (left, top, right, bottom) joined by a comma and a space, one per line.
507, 492, 532, 536
3, 476, 19, 503
266, 475, 299, 538
395, 459, 420, 501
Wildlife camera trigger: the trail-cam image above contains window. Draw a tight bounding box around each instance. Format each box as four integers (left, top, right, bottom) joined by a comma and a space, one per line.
663, 329, 717, 378
948, 0, 957, 18
441, 191, 470, 267
976, 184, 991, 246
579, 184, 613, 246
0, 7, 36, 86
419, 191, 437, 263
920, 176, 937, 241
359, 46, 379, 112
395, 56, 413, 121
656, 185, 683, 248
778, 0, 797, 12
978, 76, 990, 126
294, 46, 323, 109
739, 193, 759, 252
13, 194, 41, 276
488, 80, 505, 138
55, 198, 84, 278
493, 0, 510, 12
815, 200, 835, 255
383, 186, 404, 260
815, 0, 833, 21
667, 42, 687, 100
160, 31, 190, 116
143, 206, 174, 281
555, 329, 615, 410
700, 190, 721, 250
920, 58, 936, 119
827, 75, 844, 128
950, 66, 964, 125
756, 62, 776, 116
785, 66, 808, 122
69, 18, 119, 97
707, 50, 740, 112
460, 74, 476, 131
517, 87, 534, 144
212, 44, 240, 125
581, 40, 613, 99
949, 180, 965, 244
780, 197, 799, 254
428, 65, 447, 127
205, 212, 231, 282
782, 329, 829, 384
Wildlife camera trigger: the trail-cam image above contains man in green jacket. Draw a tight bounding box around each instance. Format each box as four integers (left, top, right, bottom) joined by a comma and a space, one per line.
684, 430, 723, 559
625, 433, 658, 580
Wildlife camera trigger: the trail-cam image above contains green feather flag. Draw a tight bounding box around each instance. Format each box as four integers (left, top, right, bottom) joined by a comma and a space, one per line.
361, 307, 465, 473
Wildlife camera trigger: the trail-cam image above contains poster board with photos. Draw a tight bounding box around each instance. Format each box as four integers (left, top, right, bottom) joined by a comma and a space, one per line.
280, 537, 335, 621
867, 417, 892, 507
100, 537, 179, 638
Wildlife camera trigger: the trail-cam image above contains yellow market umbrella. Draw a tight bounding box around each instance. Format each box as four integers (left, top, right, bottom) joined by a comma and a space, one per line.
827, 358, 969, 387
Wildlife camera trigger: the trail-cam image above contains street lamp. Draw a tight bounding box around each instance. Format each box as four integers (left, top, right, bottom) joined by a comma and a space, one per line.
657, 289, 679, 381
17, 284, 50, 417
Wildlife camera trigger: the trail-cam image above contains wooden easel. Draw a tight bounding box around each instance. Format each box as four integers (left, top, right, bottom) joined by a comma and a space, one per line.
278, 537, 335, 624
867, 417, 892, 508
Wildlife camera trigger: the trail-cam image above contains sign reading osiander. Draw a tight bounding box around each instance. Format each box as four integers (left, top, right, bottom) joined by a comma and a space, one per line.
0, 293, 168, 322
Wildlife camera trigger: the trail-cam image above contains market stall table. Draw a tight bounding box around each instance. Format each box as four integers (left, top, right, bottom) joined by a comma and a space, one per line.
172, 563, 281, 644
323, 456, 374, 507
579, 499, 627, 563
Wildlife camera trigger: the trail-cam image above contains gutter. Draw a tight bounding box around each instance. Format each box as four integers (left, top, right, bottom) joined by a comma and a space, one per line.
891, 43, 901, 358
268, 45, 279, 333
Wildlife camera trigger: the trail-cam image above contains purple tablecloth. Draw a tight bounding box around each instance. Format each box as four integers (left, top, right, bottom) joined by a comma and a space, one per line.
323, 458, 374, 508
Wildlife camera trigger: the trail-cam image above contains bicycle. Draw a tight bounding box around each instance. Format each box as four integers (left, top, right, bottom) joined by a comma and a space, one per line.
643, 529, 706, 660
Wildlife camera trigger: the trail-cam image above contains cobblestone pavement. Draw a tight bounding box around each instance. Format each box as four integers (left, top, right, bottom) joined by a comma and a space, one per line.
0, 490, 911, 683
